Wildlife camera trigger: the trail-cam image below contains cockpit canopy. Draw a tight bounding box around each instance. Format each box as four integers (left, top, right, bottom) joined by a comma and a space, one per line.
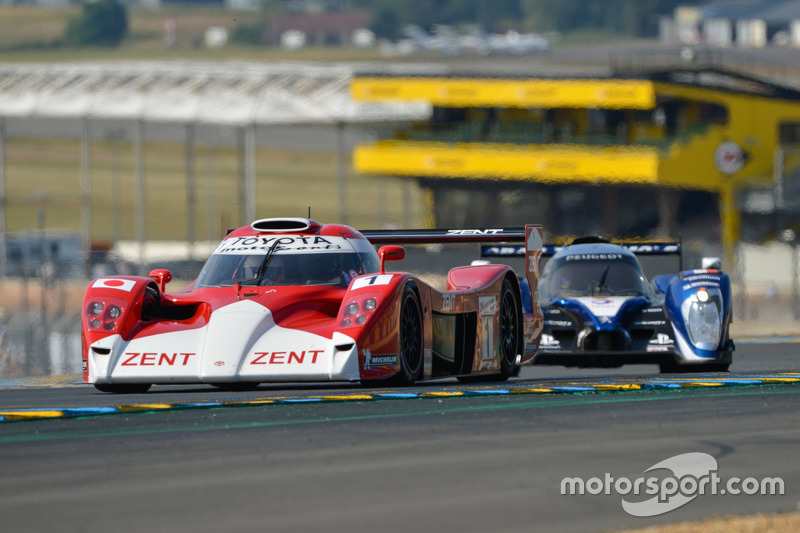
540, 244, 651, 299
195, 233, 380, 288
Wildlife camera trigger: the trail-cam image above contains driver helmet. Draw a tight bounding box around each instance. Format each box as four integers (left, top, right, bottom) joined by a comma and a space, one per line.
264, 255, 285, 282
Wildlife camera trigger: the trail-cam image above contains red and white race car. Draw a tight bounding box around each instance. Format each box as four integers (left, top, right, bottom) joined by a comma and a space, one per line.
82, 218, 544, 393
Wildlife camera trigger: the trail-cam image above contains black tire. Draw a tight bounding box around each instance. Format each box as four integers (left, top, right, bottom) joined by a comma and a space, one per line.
659, 362, 730, 374
211, 382, 261, 391
658, 361, 678, 374
94, 383, 152, 394
458, 276, 522, 383
496, 277, 522, 380
388, 284, 424, 386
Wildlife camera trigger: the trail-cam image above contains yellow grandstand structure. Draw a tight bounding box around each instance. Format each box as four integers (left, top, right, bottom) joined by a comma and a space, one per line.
352, 68, 800, 264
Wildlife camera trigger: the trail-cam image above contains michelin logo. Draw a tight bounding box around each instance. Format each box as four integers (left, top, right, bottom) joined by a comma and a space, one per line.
363, 349, 398, 369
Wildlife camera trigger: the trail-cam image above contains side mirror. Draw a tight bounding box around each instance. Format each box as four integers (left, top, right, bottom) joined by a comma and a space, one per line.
149, 269, 172, 293
378, 245, 406, 274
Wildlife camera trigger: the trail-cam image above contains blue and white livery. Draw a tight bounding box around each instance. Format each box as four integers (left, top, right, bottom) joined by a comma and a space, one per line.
529, 236, 733, 373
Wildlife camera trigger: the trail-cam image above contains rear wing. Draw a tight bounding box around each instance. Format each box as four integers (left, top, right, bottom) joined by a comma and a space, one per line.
481, 241, 681, 257
361, 228, 526, 245
481, 240, 683, 278
362, 225, 544, 296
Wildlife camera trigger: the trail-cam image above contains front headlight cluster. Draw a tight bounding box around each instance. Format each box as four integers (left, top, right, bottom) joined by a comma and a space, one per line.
683, 288, 722, 350
340, 295, 379, 328
85, 300, 125, 332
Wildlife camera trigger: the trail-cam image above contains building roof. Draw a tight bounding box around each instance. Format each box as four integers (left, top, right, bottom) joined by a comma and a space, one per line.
700, 0, 768, 20
753, 0, 800, 24
701, 0, 800, 23
270, 9, 372, 34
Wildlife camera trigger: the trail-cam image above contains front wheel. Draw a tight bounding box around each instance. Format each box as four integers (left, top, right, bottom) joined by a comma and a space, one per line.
211, 382, 261, 391
94, 383, 152, 394
388, 284, 424, 386
659, 362, 730, 374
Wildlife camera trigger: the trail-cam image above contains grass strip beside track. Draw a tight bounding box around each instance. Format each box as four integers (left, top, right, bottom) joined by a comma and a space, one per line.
614, 510, 800, 532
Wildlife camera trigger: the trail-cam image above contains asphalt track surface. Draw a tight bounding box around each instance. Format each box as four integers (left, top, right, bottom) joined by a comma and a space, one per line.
1, 340, 799, 533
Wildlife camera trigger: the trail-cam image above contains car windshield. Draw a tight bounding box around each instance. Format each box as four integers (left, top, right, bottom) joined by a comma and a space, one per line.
194, 251, 379, 288
543, 262, 648, 298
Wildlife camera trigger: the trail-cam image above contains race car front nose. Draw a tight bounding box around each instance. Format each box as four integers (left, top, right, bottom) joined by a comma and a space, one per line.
577, 328, 631, 351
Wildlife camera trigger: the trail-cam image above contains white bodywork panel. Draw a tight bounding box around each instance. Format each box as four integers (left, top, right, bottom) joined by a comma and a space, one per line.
89, 300, 360, 384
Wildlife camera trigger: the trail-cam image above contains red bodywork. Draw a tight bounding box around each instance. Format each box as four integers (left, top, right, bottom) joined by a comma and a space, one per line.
81, 219, 544, 388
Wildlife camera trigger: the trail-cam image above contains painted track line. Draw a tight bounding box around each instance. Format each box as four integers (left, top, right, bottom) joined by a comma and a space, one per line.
2, 372, 800, 423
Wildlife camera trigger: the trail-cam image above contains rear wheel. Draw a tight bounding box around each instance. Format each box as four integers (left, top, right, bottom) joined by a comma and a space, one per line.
458, 277, 521, 383
94, 383, 152, 394
497, 277, 522, 380
388, 284, 423, 386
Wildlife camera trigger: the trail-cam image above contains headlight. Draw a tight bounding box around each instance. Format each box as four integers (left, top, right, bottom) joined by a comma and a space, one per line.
85, 299, 126, 333
339, 295, 380, 328
685, 298, 721, 349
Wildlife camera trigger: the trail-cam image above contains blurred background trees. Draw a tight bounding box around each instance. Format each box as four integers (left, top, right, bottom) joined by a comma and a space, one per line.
64, 0, 128, 47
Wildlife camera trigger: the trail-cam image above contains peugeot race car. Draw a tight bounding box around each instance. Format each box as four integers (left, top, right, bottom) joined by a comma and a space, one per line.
484, 236, 733, 372
82, 218, 544, 393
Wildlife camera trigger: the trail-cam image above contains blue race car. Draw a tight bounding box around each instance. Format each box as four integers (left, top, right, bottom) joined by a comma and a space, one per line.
519, 236, 733, 373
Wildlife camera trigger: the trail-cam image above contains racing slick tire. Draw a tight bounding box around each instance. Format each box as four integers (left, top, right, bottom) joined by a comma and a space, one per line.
458, 276, 522, 383
211, 382, 261, 391
94, 383, 152, 394
387, 283, 424, 386
659, 362, 730, 374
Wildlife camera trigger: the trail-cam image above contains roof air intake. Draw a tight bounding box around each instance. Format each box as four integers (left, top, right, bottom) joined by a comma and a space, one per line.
570, 235, 611, 245
251, 218, 314, 232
